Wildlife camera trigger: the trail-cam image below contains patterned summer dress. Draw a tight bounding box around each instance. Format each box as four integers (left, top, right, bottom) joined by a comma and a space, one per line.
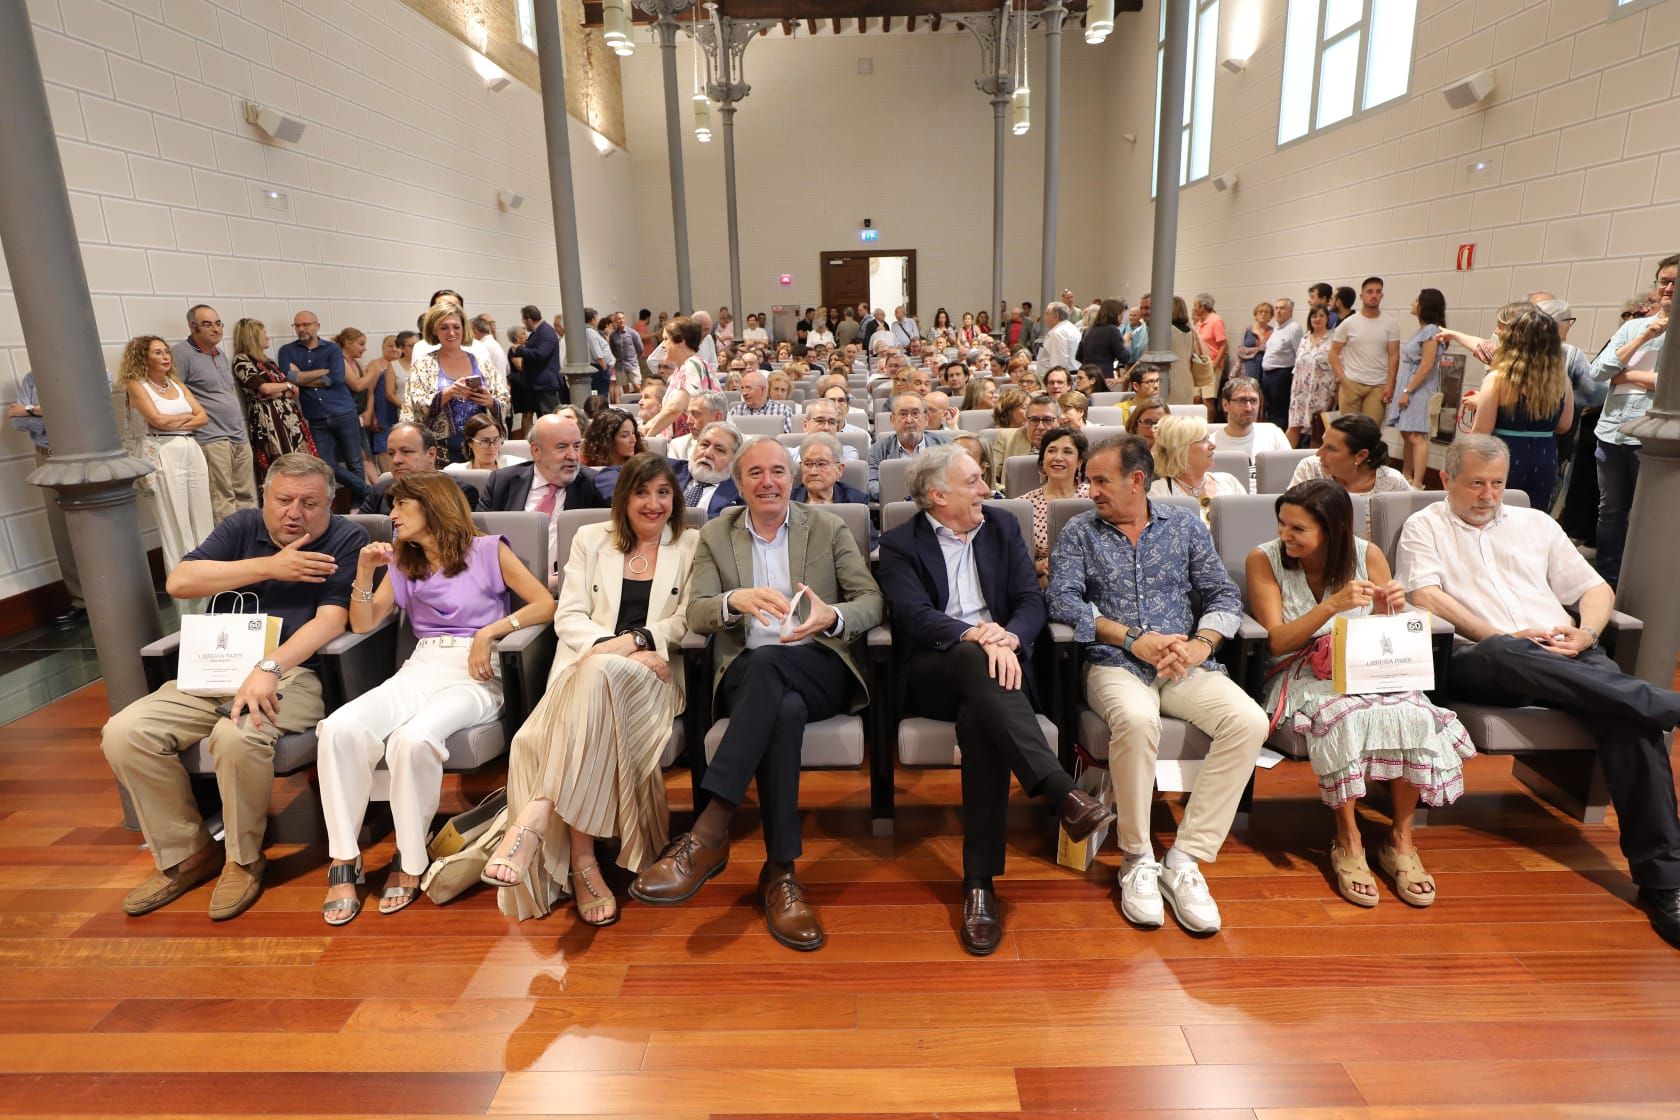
1258, 537, 1474, 808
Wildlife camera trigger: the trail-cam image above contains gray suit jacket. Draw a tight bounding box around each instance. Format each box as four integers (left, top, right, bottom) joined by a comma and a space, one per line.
686, 504, 885, 712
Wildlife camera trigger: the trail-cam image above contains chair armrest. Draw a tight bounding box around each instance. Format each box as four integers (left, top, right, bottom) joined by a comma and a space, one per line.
497, 625, 556, 740
1049, 622, 1078, 644
141, 632, 182, 693
317, 616, 399, 710
1605, 609, 1643, 675
867, 625, 893, 648
679, 630, 710, 653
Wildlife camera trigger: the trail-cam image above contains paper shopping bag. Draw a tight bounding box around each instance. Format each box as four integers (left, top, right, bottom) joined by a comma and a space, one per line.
1056, 763, 1113, 872
1332, 610, 1434, 696
175, 592, 281, 697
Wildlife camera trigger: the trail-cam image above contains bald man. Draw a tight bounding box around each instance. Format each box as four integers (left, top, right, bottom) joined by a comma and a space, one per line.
479, 414, 608, 585
728, 371, 797, 433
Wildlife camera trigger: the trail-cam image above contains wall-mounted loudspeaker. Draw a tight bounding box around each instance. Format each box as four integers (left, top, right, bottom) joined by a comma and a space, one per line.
1442, 70, 1496, 110
1211, 171, 1239, 192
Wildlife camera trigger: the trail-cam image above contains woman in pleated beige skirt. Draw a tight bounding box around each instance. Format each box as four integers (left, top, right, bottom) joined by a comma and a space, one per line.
484, 454, 699, 925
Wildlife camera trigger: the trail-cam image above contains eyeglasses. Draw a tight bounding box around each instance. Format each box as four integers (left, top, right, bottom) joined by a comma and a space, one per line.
470, 435, 503, 447
801, 459, 837, 471
1025, 415, 1057, 426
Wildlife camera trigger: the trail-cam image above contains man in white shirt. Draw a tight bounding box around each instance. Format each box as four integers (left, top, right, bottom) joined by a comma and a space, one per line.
1398, 435, 1680, 950
583, 308, 614, 399
1328, 276, 1400, 423
670, 391, 728, 462
1038, 302, 1082, 375
470, 316, 509, 384
1209, 377, 1291, 459
1259, 297, 1303, 430
799, 398, 860, 459
891, 307, 920, 348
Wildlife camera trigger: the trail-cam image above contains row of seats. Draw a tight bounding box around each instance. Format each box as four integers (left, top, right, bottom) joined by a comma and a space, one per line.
139, 487, 1638, 844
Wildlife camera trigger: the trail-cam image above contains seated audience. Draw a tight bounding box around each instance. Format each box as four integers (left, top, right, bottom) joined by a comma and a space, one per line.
482, 455, 698, 924
1124, 395, 1166, 449
1289, 414, 1412, 506
1021, 426, 1089, 586
584, 409, 647, 499
868, 392, 952, 500
671, 390, 728, 461
792, 433, 869, 508
1246, 480, 1472, 908
101, 454, 366, 920
681, 421, 746, 518
629, 438, 885, 951
1148, 415, 1247, 515
480, 414, 609, 587
992, 386, 1028, 429
1210, 377, 1291, 457
877, 445, 1114, 955
362, 422, 481, 513
961, 377, 999, 413
448, 413, 517, 473
800, 399, 859, 459
730, 371, 797, 433
1048, 436, 1266, 936
1056, 390, 1089, 430
316, 472, 553, 923
1399, 435, 1680, 948
990, 393, 1060, 491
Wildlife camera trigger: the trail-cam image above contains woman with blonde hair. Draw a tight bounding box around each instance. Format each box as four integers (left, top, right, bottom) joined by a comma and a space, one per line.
316, 471, 554, 923
230, 318, 315, 490
404, 303, 508, 463
961, 376, 998, 413
1462, 304, 1572, 510
117, 335, 213, 570
992, 386, 1029, 429
767, 369, 794, 401
1148, 413, 1246, 519
483, 454, 700, 925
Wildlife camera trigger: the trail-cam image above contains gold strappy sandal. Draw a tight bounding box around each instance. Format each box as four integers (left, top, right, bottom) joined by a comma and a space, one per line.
570, 862, 619, 927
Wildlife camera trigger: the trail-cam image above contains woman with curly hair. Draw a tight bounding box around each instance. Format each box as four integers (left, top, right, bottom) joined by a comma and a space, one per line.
116, 335, 213, 571
585, 408, 647, 500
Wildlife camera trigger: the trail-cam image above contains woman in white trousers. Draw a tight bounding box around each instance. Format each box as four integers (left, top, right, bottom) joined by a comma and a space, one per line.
315, 472, 553, 923
117, 336, 214, 572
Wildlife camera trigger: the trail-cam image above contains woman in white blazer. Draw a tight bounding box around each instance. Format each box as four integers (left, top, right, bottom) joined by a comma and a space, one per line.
483, 453, 699, 925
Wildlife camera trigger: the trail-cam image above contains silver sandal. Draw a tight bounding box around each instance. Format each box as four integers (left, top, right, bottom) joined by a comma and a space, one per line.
321, 858, 365, 926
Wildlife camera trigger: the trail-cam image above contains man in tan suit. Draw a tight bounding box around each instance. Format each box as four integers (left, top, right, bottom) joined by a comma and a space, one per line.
630, 436, 883, 951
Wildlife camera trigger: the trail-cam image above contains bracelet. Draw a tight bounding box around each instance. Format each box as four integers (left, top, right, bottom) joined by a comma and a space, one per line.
505, 614, 522, 632
1190, 633, 1217, 651
351, 584, 374, 602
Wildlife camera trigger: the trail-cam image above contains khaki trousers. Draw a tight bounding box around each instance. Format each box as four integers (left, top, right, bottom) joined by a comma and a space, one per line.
1337, 380, 1387, 423
101, 668, 324, 868
200, 439, 257, 524
1085, 664, 1266, 863
34, 448, 82, 608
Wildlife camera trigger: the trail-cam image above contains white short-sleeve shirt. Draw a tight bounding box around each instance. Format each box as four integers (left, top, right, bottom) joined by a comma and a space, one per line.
1395, 501, 1603, 634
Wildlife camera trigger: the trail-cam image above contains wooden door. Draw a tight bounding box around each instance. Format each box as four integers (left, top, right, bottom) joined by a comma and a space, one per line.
821, 253, 870, 315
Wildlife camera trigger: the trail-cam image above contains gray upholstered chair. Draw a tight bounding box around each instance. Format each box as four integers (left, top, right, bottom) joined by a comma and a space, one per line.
1369, 489, 1631, 823
1255, 449, 1316, 493
677, 502, 888, 826
958, 409, 994, 432
1167, 404, 1207, 418
878, 456, 914, 505
1088, 406, 1127, 427
732, 414, 789, 437
1211, 450, 1252, 492
1046, 494, 1253, 832
645, 436, 668, 460
501, 439, 531, 463
1003, 455, 1041, 499
314, 511, 556, 798
1089, 392, 1133, 406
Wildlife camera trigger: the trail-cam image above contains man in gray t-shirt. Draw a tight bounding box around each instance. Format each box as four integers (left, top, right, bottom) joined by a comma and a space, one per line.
171, 304, 255, 523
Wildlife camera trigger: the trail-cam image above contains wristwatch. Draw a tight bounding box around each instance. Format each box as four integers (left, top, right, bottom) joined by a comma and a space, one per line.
1121, 627, 1140, 655
255, 658, 282, 677
630, 630, 651, 651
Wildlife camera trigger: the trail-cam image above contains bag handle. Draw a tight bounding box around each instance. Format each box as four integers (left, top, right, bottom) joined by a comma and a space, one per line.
207, 591, 257, 615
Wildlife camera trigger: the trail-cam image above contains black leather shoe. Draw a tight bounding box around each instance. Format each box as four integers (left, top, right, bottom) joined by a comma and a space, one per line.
960, 886, 1003, 956
52, 607, 86, 627
1059, 788, 1117, 843
1637, 887, 1680, 950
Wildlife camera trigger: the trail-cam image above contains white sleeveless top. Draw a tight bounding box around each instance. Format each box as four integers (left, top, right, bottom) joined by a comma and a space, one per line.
141, 378, 192, 424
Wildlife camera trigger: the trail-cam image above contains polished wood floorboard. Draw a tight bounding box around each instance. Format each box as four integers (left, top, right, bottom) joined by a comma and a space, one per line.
4, 682, 1680, 1116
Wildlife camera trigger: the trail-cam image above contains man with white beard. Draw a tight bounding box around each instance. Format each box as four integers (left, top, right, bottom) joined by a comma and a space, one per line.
681, 420, 745, 520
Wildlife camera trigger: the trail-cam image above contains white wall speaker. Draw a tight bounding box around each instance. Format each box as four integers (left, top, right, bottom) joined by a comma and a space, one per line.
496, 190, 524, 211
1211, 171, 1239, 192
1442, 70, 1496, 110
242, 102, 305, 143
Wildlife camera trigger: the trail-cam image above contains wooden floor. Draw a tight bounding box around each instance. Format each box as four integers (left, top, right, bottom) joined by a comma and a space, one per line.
5, 683, 1680, 1118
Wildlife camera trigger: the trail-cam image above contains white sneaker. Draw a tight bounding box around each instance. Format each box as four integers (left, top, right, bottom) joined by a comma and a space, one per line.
1118, 857, 1164, 929
1160, 862, 1222, 935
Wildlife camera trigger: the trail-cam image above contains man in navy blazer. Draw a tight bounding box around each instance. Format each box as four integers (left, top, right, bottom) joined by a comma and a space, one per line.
477, 415, 606, 585
509, 305, 563, 412
678, 420, 747, 520
876, 444, 1114, 957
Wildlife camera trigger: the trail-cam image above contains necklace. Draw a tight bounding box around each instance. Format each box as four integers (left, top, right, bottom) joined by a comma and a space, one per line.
146, 375, 176, 394
628, 541, 657, 575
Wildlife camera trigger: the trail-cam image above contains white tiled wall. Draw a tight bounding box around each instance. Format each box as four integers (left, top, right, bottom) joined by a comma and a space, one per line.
0, 0, 636, 602
616, 28, 1115, 322
1102, 0, 1680, 364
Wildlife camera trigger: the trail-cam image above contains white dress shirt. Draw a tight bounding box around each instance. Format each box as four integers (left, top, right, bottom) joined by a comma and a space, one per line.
1039, 319, 1082, 374
1396, 501, 1603, 634
723, 510, 846, 648
1210, 423, 1292, 457
928, 515, 992, 626
477, 335, 509, 381
892, 318, 920, 346
525, 472, 570, 584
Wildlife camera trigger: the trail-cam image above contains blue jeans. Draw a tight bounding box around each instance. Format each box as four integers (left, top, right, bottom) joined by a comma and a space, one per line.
308, 408, 368, 500
1594, 441, 1640, 585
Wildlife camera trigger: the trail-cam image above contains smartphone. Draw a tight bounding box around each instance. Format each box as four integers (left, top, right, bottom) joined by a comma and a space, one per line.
463, 375, 484, 390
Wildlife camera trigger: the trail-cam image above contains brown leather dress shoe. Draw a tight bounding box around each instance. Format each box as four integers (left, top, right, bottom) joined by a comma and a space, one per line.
122, 842, 224, 917
760, 866, 824, 952
208, 857, 266, 921
1059, 788, 1117, 843
960, 885, 1003, 956
627, 832, 729, 905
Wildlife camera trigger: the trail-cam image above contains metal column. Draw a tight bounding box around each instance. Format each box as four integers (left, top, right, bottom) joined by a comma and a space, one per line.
1039, 0, 1066, 316
650, 7, 694, 313
0, 6, 160, 715
716, 37, 744, 320
532, 0, 596, 404
1609, 292, 1680, 687
1142, 0, 1191, 385
966, 7, 1015, 327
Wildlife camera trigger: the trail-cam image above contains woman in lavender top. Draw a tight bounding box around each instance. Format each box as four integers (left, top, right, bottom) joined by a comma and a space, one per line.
315, 472, 553, 924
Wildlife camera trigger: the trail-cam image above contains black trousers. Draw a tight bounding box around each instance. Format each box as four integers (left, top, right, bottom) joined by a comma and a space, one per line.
702, 644, 851, 865
1450, 636, 1680, 889
904, 643, 1075, 879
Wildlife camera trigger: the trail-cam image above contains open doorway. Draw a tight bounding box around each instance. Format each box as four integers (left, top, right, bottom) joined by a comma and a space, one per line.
820, 249, 917, 319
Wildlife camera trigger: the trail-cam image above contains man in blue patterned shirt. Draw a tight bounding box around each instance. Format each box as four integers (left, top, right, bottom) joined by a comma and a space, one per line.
1048, 435, 1266, 937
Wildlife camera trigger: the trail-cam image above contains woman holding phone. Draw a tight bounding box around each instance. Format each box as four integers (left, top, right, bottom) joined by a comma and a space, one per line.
404, 303, 508, 463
